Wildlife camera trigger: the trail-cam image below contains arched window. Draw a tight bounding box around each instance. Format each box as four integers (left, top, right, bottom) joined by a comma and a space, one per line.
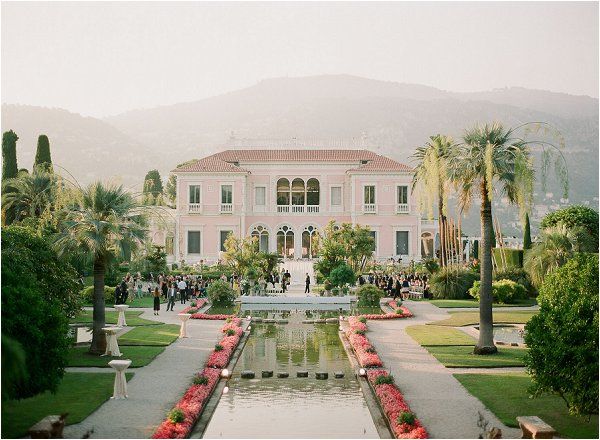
251, 225, 269, 252
291, 178, 305, 205
276, 225, 295, 258
302, 225, 318, 259
306, 178, 320, 206
277, 178, 290, 206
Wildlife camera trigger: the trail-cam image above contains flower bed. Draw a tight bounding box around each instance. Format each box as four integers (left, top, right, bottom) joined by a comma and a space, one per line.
190, 312, 233, 320
360, 304, 413, 320
367, 369, 428, 439
345, 319, 383, 368
152, 318, 243, 438
181, 299, 207, 314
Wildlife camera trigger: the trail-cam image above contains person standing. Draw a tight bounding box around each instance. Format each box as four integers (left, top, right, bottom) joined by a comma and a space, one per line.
153, 287, 161, 315
166, 283, 177, 311
178, 278, 187, 304
304, 273, 310, 294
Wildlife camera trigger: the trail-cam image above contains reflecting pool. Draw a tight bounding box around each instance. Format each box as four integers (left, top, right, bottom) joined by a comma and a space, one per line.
200, 311, 378, 438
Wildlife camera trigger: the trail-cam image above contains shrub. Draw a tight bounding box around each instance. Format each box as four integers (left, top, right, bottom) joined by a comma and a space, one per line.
355, 329, 366, 336
1, 226, 79, 399
374, 375, 394, 385
524, 253, 598, 417
214, 344, 224, 351
80, 285, 116, 305
541, 205, 599, 251
323, 280, 333, 291
365, 347, 376, 353
494, 267, 536, 297
225, 329, 235, 336
328, 263, 356, 288
424, 258, 440, 274
397, 411, 416, 426
192, 375, 209, 385
168, 408, 185, 423
358, 316, 367, 324
430, 266, 479, 299
186, 308, 198, 314
493, 248, 524, 268
356, 284, 385, 307
207, 280, 236, 306
469, 279, 527, 304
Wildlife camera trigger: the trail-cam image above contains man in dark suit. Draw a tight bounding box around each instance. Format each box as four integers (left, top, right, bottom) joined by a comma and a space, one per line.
304, 273, 310, 294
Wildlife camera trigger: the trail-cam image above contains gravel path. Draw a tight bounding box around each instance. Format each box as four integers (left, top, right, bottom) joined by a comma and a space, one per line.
367, 300, 522, 439
63, 302, 223, 439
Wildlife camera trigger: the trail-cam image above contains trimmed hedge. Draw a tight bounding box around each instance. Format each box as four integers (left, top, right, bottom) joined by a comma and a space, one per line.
80, 286, 116, 305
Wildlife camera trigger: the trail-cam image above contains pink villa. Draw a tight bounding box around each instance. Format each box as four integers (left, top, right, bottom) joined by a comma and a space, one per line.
158, 149, 437, 267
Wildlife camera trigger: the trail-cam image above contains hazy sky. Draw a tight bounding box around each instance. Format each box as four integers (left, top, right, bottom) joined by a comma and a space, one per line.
2, 1, 598, 117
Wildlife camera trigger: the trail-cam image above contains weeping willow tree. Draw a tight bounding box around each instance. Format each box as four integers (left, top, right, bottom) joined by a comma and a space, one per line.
412, 134, 456, 267
448, 122, 568, 355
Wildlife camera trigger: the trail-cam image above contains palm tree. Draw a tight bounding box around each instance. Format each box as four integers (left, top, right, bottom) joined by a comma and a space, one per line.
55, 182, 147, 354
1, 168, 57, 222
448, 122, 566, 355
412, 134, 455, 266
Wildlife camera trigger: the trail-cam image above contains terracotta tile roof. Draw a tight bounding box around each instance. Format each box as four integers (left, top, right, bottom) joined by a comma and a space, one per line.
173, 149, 411, 173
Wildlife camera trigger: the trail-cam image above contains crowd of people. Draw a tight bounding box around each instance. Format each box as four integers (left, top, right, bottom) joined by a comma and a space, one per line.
358, 272, 431, 300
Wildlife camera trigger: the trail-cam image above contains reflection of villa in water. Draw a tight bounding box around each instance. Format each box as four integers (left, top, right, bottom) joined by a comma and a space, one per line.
152, 147, 439, 267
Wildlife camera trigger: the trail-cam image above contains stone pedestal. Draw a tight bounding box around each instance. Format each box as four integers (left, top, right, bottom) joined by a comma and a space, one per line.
108, 359, 132, 399
114, 304, 129, 327
102, 327, 122, 357
178, 313, 191, 338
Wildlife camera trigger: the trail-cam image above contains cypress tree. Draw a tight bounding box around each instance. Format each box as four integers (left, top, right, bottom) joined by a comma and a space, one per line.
34, 135, 53, 172
2, 130, 18, 181
523, 213, 532, 250
143, 170, 164, 205
2, 130, 19, 224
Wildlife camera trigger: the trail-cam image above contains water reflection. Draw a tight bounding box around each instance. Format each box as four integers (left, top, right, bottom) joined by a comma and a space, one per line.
200, 311, 378, 438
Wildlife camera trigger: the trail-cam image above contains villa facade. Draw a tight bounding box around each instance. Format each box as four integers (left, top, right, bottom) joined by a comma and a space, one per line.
161, 149, 437, 265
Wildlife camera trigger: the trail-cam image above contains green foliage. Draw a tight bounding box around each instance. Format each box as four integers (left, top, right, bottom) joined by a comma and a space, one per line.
469, 279, 527, 304
315, 221, 374, 275
33, 135, 53, 172
523, 213, 532, 250
524, 254, 598, 417
494, 267, 535, 297
142, 169, 164, 205
1, 226, 78, 399
541, 205, 598, 251
524, 226, 573, 287
355, 329, 365, 335
225, 329, 235, 336
2, 130, 18, 181
2, 168, 60, 224
374, 375, 394, 385
424, 258, 440, 274
430, 266, 479, 299
168, 408, 185, 423
214, 344, 224, 352
192, 375, 209, 385
207, 280, 236, 306
80, 285, 116, 304
358, 316, 367, 324
328, 262, 356, 288
1, 335, 27, 400
397, 411, 416, 426
493, 248, 524, 269
356, 284, 384, 307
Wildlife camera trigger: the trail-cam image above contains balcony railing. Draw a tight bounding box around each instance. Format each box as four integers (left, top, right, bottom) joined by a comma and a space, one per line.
277, 205, 320, 214
220, 203, 233, 214
188, 203, 202, 213
363, 203, 377, 214
396, 203, 409, 214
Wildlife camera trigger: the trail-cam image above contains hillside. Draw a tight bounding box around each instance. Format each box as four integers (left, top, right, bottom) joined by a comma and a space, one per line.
2, 75, 597, 233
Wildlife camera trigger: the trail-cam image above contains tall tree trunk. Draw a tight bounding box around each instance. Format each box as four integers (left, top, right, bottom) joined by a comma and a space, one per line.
89, 258, 107, 354
438, 194, 447, 267
474, 182, 497, 355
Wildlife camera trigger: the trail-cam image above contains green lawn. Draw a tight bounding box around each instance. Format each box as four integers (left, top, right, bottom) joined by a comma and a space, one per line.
66, 345, 165, 367
1, 372, 133, 438
426, 345, 527, 367
406, 324, 476, 346
71, 310, 160, 326
118, 324, 179, 346
455, 373, 598, 438
432, 310, 537, 327
429, 298, 537, 308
